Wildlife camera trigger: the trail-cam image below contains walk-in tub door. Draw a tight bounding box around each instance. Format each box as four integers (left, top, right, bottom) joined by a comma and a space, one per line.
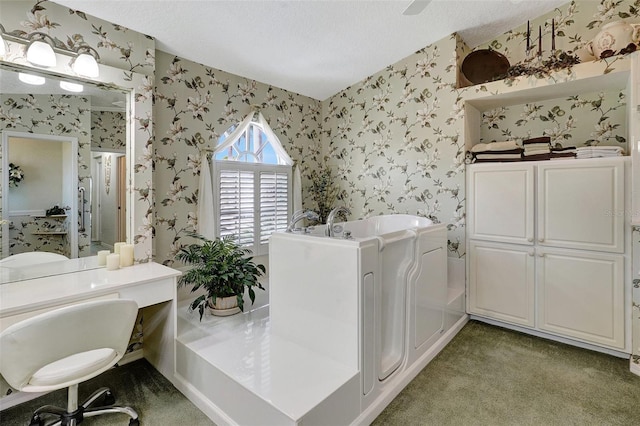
378, 234, 413, 381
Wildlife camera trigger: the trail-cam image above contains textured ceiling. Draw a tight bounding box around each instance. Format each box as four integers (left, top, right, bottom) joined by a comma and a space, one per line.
53, 0, 567, 100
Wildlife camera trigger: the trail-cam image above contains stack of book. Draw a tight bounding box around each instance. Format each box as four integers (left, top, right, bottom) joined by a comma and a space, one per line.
523, 137, 551, 161
576, 146, 624, 159
470, 141, 523, 163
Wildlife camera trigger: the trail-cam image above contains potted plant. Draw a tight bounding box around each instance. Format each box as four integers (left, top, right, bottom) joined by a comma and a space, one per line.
176, 234, 266, 320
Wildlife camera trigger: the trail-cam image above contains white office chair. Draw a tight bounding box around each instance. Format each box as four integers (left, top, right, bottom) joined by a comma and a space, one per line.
0, 299, 140, 426
0, 252, 69, 268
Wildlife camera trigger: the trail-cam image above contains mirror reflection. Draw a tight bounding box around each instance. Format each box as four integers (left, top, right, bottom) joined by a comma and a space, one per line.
1, 65, 128, 265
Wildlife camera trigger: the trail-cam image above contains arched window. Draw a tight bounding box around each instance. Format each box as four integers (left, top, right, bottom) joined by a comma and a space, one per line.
212, 111, 292, 255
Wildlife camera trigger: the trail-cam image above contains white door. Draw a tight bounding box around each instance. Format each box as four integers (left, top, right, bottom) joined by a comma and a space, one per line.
537, 159, 624, 253
537, 247, 625, 350
468, 240, 535, 327
467, 163, 534, 245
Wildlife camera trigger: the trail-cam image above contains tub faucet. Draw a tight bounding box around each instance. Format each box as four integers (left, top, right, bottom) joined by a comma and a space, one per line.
326, 206, 351, 237
286, 210, 320, 232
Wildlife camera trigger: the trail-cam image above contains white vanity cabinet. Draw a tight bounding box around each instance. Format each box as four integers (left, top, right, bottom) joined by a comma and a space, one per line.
467, 158, 629, 352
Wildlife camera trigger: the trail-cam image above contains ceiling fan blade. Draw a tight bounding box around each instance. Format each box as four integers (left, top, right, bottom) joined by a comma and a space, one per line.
402, 0, 432, 16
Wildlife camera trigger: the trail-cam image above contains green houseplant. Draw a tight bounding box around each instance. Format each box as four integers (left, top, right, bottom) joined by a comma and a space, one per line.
176, 234, 266, 320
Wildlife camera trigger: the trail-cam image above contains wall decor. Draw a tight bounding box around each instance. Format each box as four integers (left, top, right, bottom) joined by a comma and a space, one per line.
104, 154, 111, 195
8, 163, 24, 187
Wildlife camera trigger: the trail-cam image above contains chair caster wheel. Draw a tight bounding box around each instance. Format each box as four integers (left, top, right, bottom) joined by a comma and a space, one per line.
29, 415, 44, 426
129, 418, 140, 426
102, 390, 116, 406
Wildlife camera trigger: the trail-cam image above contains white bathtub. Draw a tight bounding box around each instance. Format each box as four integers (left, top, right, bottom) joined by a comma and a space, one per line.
269, 214, 464, 424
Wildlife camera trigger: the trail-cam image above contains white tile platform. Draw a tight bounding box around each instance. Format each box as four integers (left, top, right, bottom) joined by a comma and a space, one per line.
175, 298, 361, 426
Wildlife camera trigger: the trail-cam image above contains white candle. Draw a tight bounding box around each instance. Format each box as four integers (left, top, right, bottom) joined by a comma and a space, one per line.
106, 253, 120, 271
113, 242, 125, 254
120, 244, 134, 267
97, 250, 110, 266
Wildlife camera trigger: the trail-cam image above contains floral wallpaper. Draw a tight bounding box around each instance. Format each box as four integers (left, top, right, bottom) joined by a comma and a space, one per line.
1, 93, 92, 257
153, 51, 322, 266
321, 34, 467, 258
480, 89, 626, 147
1, 0, 155, 261
91, 110, 126, 150
9, 215, 70, 257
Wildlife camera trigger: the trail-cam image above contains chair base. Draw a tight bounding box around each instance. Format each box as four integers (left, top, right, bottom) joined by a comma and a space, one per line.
29, 387, 139, 426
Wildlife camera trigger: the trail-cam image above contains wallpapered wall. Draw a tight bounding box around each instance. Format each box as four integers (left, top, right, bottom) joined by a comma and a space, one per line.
480, 90, 627, 147
1, 93, 92, 256
91, 110, 126, 150
321, 34, 466, 257
153, 51, 323, 265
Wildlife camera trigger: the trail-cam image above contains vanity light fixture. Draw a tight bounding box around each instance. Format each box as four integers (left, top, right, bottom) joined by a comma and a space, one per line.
60, 81, 83, 93
25, 33, 57, 68
18, 72, 45, 85
71, 46, 100, 78
0, 24, 7, 57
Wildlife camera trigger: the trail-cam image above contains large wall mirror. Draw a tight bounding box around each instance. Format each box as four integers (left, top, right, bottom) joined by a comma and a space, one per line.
0, 56, 153, 283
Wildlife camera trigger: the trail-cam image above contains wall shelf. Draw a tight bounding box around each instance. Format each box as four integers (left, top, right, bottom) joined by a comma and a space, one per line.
31, 215, 67, 219
31, 231, 67, 236
461, 56, 631, 111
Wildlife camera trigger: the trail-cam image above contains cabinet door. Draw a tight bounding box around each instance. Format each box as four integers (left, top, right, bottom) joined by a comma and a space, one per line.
467, 163, 535, 245
538, 159, 624, 253
537, 247, 624, 350
468, 240, 535, 327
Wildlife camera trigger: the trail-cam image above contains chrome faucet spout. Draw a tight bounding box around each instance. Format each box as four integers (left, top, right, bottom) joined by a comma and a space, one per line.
286, 210, 320, 232
326, 206, 351, 237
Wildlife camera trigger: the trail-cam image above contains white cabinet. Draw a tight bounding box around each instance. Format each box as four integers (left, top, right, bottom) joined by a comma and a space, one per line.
468, 164, 534, 244
467, 158, 628, 352
537, 248, 624, 349
538, 160, 624, 253
469, 240, 535, 327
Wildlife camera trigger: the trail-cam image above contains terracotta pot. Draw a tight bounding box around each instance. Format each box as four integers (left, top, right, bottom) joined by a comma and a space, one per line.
586, 20, 640, 59
208, 295, 241, 316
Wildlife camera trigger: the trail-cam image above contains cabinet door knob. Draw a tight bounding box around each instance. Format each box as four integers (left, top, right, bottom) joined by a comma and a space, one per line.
538, 238, 545, 242
538, 252, 545, 257
528, 251, 534, 256
527, 237, 534, 242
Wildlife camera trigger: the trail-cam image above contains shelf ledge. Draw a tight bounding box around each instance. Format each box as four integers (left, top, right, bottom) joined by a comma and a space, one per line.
461, 55, 632, 110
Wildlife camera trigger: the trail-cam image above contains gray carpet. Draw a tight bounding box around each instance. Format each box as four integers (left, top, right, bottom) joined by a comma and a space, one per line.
373, 321, 640, 425
1, 321, 639, 425
0, 359, 214, 426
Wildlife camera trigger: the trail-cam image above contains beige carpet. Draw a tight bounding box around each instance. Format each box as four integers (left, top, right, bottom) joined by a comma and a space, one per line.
2, 321, 639, 425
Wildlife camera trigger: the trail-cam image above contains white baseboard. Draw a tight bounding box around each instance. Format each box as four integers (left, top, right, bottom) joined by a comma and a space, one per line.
631, 360, 640, 377
120, 349, 144, 366
172, 373, 235, 426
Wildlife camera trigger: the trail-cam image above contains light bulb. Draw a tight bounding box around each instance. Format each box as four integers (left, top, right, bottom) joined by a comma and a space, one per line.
72, 52, 99, 78
60, 81, 83, 93
18, 73, 45, 85
26, 39, 56, 67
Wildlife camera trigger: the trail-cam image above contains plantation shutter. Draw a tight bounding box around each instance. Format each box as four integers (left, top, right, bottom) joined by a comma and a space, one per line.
213, 111, 293, 255
259, 171, 290, 246
218, 169, 255, 247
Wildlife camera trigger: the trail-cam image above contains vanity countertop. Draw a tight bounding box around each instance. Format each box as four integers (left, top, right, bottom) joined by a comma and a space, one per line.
0, 256, 102, 284
0, 262, 181, 317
